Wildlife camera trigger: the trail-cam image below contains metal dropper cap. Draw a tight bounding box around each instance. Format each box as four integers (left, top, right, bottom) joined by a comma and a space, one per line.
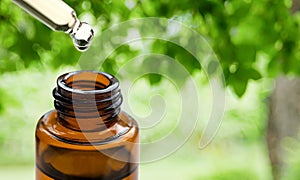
13, 0, 94, 52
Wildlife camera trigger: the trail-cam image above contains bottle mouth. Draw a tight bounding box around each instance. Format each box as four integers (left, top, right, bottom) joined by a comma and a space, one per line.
57, 70, 119, 95
63, 71, 109, 91
52, 71, 123, 131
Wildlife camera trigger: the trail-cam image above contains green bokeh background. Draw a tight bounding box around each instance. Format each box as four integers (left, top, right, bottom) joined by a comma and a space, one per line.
0, 0, 300, 179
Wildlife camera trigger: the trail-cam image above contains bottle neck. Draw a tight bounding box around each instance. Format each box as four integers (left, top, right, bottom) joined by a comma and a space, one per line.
52, 71, 122, 131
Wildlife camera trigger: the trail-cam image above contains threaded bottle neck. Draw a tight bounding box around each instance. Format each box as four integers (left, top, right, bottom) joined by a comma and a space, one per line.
52, 71, 122, 131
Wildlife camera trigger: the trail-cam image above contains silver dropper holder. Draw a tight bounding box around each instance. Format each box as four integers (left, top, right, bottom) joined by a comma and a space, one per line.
13, 0, 94, 51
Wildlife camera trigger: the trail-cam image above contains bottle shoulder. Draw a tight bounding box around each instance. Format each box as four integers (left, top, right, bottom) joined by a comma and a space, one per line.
36, 110, 139, 150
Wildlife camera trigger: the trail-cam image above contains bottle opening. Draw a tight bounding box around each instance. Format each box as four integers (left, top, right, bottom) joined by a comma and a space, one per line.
55, 71, 120, 97
62, 71, 111, 91
53, 70, 122, 131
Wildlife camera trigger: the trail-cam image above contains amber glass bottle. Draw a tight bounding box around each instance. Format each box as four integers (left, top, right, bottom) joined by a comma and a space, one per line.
35, 71, 139, 180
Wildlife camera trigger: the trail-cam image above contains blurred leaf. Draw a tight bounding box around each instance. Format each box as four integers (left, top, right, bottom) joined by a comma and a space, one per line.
245, 68, 262, 80
230, 78, 248, 97
228, 67, 262, 97
101, 58, 117, 75
236, 44, 256, 66
147, 73, 162, 85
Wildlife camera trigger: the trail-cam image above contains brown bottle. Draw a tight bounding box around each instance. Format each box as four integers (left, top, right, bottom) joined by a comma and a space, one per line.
35, 71, 139, 180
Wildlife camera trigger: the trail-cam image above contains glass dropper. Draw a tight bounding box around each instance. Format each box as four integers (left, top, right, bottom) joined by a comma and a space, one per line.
13, 0, 94, 52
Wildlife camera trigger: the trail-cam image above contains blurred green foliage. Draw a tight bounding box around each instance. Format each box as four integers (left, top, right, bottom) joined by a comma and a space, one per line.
0, 0, 300, 179
0, 0, 299, 96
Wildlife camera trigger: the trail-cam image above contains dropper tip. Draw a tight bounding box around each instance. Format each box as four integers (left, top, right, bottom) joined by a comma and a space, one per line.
71, 22, 94, 52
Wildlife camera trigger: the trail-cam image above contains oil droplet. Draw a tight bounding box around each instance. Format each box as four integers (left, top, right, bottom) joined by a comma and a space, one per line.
71, 22, 94, 52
